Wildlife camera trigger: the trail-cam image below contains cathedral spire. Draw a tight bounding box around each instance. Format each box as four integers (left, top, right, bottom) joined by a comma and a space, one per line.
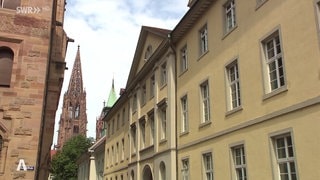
67, 45, 84, 97
56, 45, 87, 149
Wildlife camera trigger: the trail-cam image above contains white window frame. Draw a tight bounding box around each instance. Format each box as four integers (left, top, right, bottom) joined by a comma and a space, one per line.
131, 125, 136, 153
140, 120, 146, 149
160, 107, 167, 140
202, 152, 213, 180
180, 95, 189, 133
181, 158, 189, 180
121, 138, 124, 161
180, 45, 188, 73
141, 84, 146, 106
200, 80, 210, 123
224, 0, 236, 32
149, 114, 155, 145
199, 24, 208, 55
160, 62, 167, 86
116, 142, 119, 164
150, 75, 155, 98
132, 93, 138, 113
271, 133, 298, 180
231, 145, 247, 180
226, 60, 241, 110
261, 30, 286, 95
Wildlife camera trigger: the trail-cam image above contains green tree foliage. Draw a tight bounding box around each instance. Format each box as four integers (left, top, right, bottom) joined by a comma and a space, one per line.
50, 135, 92, 180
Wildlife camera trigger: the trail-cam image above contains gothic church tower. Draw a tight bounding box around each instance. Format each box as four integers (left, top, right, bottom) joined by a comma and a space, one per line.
56, 46, 87, 149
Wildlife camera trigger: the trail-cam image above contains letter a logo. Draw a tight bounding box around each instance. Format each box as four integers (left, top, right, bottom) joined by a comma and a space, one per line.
16, 159, 27, 171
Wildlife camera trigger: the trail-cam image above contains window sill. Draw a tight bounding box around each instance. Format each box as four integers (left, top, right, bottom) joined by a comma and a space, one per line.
179, 69, 188, 77
131, 152, 136, 157
139, 144, 154, 153
263, 86, 288, 100
199, 121, 211, 128
198, 50, 209, 61
222, 25, 238, 40
159, 138, 167, 144
225, 106, 243, 117
160, 83, 167, 90
255, 0, 269, 11
140, 102, 146, 108
179, 131, 189, 137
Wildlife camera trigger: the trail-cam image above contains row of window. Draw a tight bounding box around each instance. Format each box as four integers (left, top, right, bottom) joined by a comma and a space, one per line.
106, 138, 125, 168
106, 161, 166, 180
107, 108, 127, 136
181, 132, 297, 180
131, 105, 166, 153
180, 29, 285, 133
132, 61, 167, 113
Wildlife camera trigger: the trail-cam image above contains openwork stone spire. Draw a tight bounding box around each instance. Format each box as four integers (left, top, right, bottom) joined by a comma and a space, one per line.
67, 45, 84, 97
56, 45, 87, 150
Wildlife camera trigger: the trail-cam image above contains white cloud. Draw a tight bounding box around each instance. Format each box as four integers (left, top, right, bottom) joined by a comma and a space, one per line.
53, 0, 189, 144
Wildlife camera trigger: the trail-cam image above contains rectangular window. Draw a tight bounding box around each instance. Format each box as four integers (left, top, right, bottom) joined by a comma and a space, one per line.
111, 146, 114, 165
0, 0, 20, 9
131, 125, 136, 153
112, 119, 115, 134
149, 114, 155, 145
272, 134, 297, 180
117, 114, 120, 130
180, 45, 188, 73
160, 107, 167, 140
121, 138, 125, 161
203, 152, 213, 180
199, 24, 208, 55
227, 61, 241, 110
150, 75, 155, 98
181, 95, 188, 133
263, 31, 285, 92
116, 142, 119, 163
181, 158, 189, 180
132, 93, 137, 113
141, 84, 146, 106
122, 108, 126, 125
107, 122, 111, 137
200, 81, 210, 123
232, 145, 247, 180
224, 0, 236, 32
140, 120, 146, 149
161, 62, 167, 86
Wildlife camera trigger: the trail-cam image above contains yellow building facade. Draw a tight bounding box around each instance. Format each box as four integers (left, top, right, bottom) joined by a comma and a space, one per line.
174, 0, 320, 179
104, 0, 320, 180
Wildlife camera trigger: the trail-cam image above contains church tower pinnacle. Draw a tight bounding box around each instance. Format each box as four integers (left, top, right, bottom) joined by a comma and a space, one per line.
56, 45, 88, 149
96, 77, 118, 140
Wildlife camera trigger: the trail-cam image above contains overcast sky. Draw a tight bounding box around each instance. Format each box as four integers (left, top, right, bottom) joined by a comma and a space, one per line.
53, 0, 189, 143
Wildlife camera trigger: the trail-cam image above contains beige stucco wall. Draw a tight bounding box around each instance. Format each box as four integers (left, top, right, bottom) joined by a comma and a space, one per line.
176, 0, 320, 179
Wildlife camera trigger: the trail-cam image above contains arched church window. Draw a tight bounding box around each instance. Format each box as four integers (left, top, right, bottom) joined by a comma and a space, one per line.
160, 161, 166, 180
73, 125, 79, 134
75, 105, 80, 119
0, 46, 14, 87
68, 106, 73, 119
